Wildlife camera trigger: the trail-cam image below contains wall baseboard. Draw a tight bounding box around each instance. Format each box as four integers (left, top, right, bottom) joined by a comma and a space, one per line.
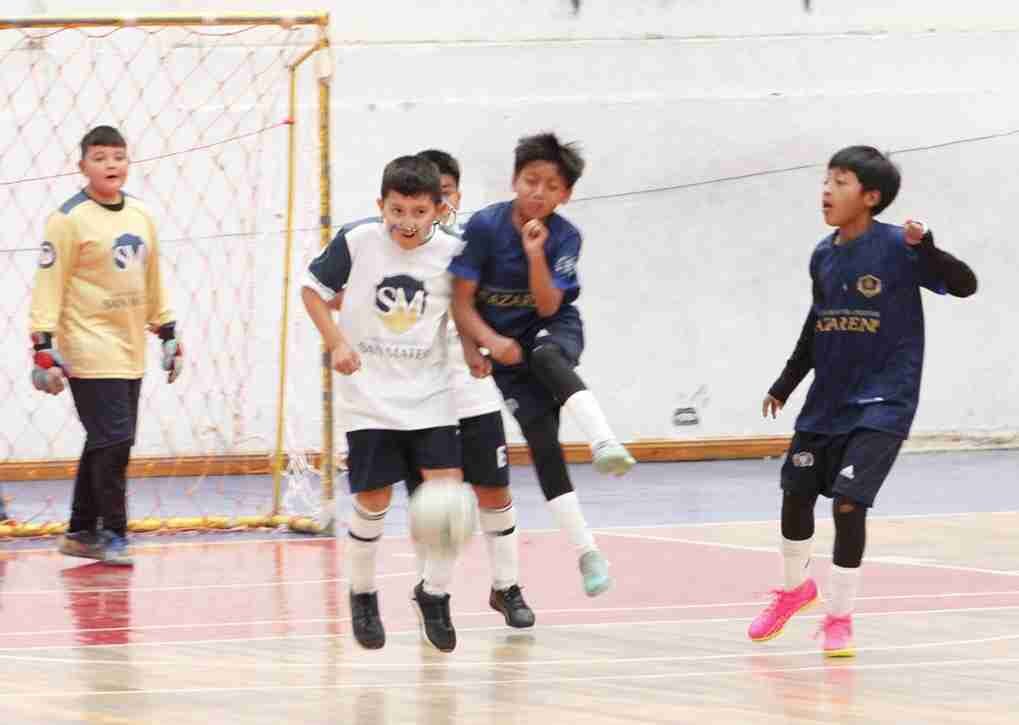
0, 436, 792, 482
2, 431, 1013, 482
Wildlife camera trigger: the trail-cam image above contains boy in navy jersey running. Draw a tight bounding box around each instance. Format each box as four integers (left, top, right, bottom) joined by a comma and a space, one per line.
749, 145, 977, 656
451, 133, 634, 597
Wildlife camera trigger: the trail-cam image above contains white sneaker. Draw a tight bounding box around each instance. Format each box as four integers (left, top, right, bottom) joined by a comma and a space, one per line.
579, 550, 612, 597
592, 440, 635, 476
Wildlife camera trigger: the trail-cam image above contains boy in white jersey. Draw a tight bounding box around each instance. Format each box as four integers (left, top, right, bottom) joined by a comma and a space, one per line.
29, 125, 183, 566
301, 155, 465, 653
408, 149, 535, 628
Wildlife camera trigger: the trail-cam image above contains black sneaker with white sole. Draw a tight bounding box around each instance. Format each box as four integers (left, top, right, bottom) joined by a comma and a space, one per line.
489, 585, 536, 628
350, 591, 386, 650
412, 581, 456, 652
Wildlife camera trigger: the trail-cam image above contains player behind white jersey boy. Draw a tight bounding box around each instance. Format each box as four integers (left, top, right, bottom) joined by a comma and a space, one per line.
406, 149, 535, 629
301, 155, 466, 653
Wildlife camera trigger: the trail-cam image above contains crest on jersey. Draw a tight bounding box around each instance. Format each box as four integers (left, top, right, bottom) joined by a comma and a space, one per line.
856, 274, 882, 298
38, 241, 56, 269
112, 234, 147, 270
375, 274, 427, 334
791, 451, 815, 468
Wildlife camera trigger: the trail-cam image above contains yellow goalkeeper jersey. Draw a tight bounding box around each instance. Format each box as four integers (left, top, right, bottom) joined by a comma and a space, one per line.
29, 190, 175, 379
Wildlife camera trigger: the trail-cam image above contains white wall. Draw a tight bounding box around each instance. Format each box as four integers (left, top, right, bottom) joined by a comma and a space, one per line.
1, 1, 1016, 460
23, 1, 1019, 38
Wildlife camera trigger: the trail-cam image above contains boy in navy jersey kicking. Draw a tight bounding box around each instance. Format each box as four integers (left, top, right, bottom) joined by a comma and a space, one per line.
451, 133, 634, 597
749, 145, 977, 656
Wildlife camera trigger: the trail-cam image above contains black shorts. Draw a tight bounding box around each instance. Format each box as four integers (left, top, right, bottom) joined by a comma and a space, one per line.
781, 428, 904, 507
406, 411, 509, 494
493, 307, 585, 427
68, 378, 142, 451
346, 426, 460, 494
460, 411, 510, 487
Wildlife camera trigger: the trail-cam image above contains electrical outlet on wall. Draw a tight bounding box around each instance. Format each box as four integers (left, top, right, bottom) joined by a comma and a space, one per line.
672, 385, 709, 428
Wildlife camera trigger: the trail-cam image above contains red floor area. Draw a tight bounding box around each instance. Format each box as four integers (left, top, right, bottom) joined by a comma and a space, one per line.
2, 528, 1018, 650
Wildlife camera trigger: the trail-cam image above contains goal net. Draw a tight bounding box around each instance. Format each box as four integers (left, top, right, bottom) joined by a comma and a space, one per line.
0, 13, 338, 536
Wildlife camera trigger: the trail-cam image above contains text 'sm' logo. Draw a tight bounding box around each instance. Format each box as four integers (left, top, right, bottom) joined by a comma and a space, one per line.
112, 234, 146, 271
375, 275, 428, 334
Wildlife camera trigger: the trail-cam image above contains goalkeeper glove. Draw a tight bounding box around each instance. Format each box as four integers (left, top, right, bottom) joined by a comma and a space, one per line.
31, 331, 69, 394
157, 322, 183, 384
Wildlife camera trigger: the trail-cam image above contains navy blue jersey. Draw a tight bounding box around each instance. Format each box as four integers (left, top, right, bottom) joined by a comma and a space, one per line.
795, 221, 947, 437
448, 201, 581, 340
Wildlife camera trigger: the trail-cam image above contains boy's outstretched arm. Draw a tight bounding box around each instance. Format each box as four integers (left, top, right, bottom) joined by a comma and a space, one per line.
452, 277, 522, 366
301, 286, 360, 375
904, 222, 978, 298
764, 306, 817, 418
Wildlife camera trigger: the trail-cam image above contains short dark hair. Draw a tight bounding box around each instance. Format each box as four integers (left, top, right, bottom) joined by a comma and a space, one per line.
514, 132, 585, 189
417, 149, 460, 186
828, 145, 900, 216
380, 155, 442, 203
80, 125, 127, 159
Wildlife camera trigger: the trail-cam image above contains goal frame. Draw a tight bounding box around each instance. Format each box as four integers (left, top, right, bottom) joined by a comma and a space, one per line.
0, 11, 335, 535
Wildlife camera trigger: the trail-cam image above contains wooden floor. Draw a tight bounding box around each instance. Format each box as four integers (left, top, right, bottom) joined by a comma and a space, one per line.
1, 510, 1019, 723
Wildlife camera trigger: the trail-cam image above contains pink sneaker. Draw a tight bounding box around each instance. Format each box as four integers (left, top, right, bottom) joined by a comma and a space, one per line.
748, 577, 818, 642
818, 614, 855, 657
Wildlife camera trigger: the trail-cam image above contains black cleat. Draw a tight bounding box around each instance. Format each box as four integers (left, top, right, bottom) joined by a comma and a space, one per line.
490, 585, 536, 629
412, 581, 456, 652
350, 591, 386, 650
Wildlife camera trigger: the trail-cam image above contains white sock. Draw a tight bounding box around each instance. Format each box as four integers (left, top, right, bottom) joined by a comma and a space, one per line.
547, 491, 597, 555
563, 390, 616, 449
422, 555, 454, 596
480, 503, 519, 591
414, 539, 427, 581
781, 537, 812, 591
346, 499, 388, 594
828, 564, 860, 617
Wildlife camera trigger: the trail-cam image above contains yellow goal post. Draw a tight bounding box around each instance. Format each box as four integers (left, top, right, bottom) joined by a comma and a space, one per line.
0, 12, 337, 537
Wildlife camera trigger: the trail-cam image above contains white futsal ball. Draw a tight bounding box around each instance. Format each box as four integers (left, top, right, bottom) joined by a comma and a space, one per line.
409, 480, 477, 558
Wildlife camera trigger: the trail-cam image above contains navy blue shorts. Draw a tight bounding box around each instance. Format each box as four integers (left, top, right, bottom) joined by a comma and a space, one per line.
406, 411, 509, 496
68, 378, 142, 451
781, 428, 904, 507
346, 426, 461, 494
493, 307, 585, 427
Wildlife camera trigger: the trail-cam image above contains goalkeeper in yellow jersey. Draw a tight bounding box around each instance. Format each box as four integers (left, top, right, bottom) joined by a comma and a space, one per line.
29, 125, 183, 566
